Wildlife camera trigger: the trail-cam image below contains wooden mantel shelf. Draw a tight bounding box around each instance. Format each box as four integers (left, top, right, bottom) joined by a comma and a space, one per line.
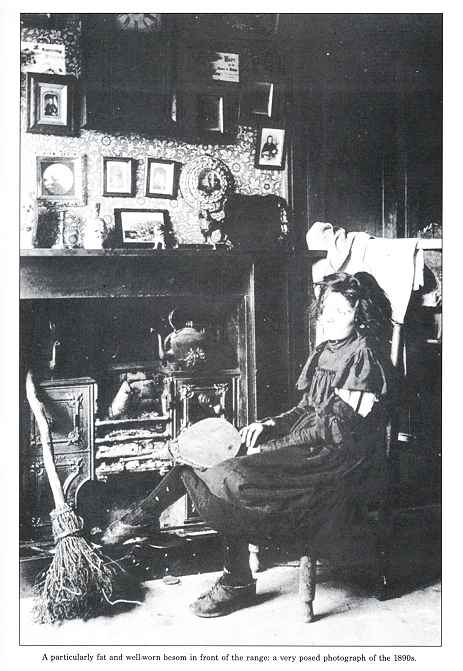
20, 248, 327, 259
20, 248, 326, 300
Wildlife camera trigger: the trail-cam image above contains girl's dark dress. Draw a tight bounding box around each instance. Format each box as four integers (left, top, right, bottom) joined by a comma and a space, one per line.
181, 331, 391, 552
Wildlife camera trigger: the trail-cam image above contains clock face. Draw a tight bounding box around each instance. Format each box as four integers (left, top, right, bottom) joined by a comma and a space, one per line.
115, 13, 162, 32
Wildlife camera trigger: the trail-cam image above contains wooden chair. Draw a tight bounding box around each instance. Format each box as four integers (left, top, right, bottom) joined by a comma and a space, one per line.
249, 322, 403, 622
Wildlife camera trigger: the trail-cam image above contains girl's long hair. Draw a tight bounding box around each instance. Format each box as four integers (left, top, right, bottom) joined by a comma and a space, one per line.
313, 271, 392, 351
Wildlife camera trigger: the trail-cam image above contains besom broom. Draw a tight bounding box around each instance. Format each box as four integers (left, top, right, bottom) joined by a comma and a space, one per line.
25, 370, 119, 623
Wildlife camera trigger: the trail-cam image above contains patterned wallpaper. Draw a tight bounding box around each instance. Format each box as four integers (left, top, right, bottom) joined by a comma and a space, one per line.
20, 20, 287, 248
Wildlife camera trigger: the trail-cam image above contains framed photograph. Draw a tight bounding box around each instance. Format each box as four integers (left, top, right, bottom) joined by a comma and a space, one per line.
198, 94, 224, 134
145, 159, 179, 199
248, 81, 274, 118
255, 126, 287, 171
27, 73, 77, 136
103, 157, 137, 197
36, 156, 85, 205
114, 208, 167, 248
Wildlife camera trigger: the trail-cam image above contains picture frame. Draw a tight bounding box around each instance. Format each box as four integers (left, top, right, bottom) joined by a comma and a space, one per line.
208, 51, 240, 83
114, 208, 168, 248
255, 126, 287, 171
27, 73, 78, 136
103, 157, 137, 197
36, 156, 85, 205
198, 94, 224, 134
243, 81, 274, 118
145, 158, 179, 199
188, 48, 240, 85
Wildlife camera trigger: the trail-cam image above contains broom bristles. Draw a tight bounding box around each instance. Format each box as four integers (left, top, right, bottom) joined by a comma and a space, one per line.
33, 505, 116, 624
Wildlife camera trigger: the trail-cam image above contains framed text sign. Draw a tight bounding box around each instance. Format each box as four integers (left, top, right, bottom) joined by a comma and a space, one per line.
209, 52, 240, 83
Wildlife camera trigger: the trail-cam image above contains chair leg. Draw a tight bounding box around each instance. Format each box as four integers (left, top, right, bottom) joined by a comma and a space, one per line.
248, 543, 260, 575
375, 453, 397, 601
299, 552, 316, 622
375, 507, 394, 600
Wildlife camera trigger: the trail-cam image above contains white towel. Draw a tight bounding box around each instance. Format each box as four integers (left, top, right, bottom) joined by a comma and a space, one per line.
307, 222, 372, 283
307, 222, 424, 324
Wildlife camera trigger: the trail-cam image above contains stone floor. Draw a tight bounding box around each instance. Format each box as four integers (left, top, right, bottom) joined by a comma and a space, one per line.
20, 564, 441, 647
19, 505, 442, 647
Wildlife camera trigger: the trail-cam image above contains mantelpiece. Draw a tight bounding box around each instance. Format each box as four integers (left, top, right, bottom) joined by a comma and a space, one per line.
20, 248, 325, 299
20, 248, 254, 301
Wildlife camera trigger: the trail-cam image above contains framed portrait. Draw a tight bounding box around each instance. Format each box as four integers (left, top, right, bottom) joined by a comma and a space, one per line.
145, 158, 179, 199
36, 156, 85, 205
27, 73, 78, 136
198, 94, 224, 134
255, 126, 287, 171
114, 208, 167, 248
103, 157, 137, 197
246, 81, 274, 118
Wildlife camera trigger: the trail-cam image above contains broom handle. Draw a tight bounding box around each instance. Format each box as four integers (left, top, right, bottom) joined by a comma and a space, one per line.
25, 370, 66, 509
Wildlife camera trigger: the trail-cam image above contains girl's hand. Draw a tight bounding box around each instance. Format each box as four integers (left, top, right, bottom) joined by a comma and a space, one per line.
240, 422, 265, 453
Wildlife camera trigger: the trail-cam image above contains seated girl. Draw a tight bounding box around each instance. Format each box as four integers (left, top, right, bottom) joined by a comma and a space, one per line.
101, 271, 394, 618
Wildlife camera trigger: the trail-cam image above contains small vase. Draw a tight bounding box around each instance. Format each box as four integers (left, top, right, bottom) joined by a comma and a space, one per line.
51, 210, 66, 250
83, 202, 106, 250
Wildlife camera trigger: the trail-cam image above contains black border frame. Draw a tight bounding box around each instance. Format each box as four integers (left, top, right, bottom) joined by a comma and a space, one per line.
27, 73, 78, 137
145, 158, 180, 199
114, 207, 168, 248
254, 125, 287, 171
102, 157, 137, 198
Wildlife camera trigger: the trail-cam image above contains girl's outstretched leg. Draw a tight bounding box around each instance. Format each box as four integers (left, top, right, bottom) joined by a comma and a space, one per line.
100, 465, 186, 545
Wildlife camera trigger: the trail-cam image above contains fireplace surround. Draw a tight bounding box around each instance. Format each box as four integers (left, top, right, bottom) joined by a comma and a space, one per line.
20, 248, 324, 541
